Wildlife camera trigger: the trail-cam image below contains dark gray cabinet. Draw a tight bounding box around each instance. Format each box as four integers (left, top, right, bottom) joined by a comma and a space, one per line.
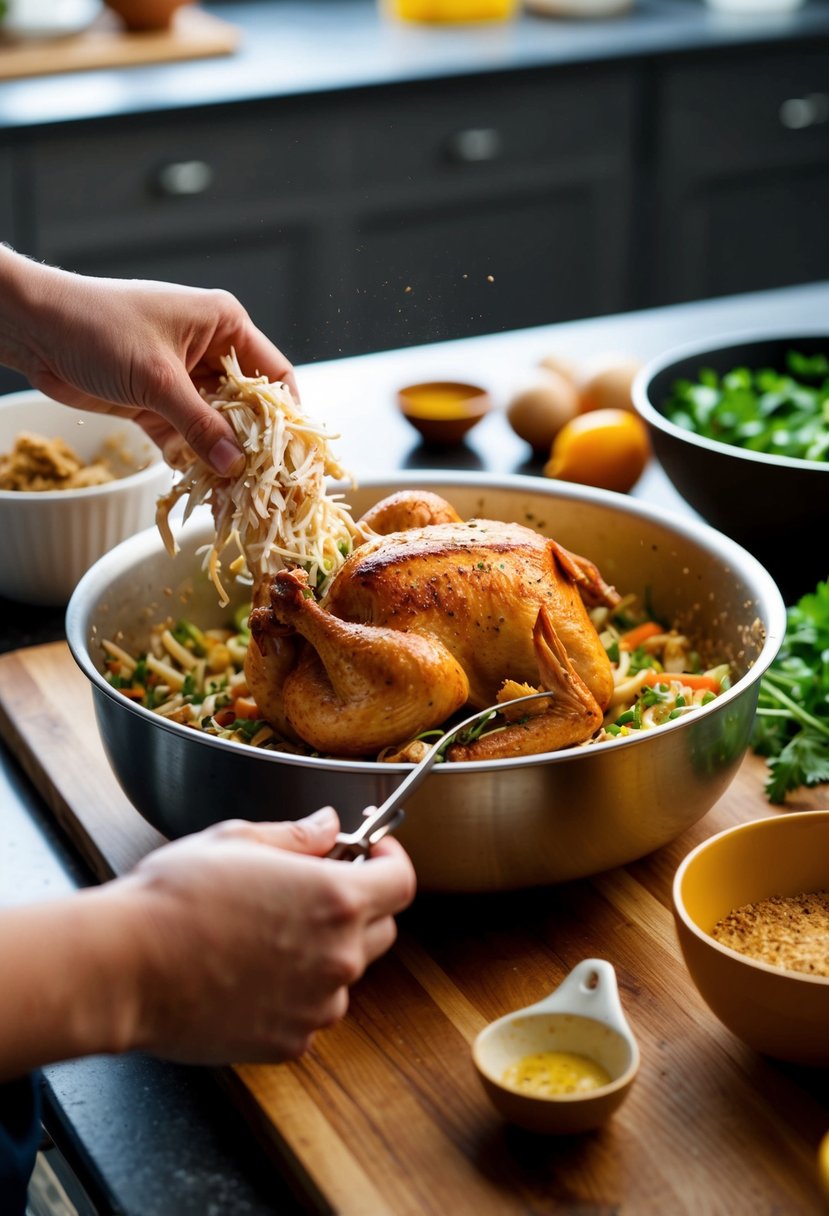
0, 146, 31, 395
25, 101, 348, 361
3, 38, 827, 367
344, 67, 635, 351
15, 63, 636, 363
0, 146, 14, 240
649, 47, 829, 304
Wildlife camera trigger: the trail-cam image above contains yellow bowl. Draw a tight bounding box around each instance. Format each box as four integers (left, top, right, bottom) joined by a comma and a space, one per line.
673, 811, 829, 1066
384, 0, 518, 22
397, 381, 491, 446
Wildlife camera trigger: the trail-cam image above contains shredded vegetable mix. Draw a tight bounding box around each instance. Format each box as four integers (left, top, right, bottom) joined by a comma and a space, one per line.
102, 610, 293, 752
587, 596, 730, 742
156, 351, 364, 605
102, 596, 731, 760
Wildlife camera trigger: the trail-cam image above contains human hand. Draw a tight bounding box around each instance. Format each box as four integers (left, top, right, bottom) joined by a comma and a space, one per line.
0, 247, 297, 474
109, 808, 416, 1064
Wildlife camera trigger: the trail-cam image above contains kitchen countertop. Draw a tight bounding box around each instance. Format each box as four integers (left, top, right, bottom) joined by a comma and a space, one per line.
2, 278, 829, 1214
0, 0, 828, 131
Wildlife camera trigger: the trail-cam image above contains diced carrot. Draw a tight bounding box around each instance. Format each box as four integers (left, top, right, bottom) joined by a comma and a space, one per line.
213, 708, 237, 728
119, 688, 147, 701
619, 621, 664, 650
233, 696, 261, 720
641, 670, 721, 693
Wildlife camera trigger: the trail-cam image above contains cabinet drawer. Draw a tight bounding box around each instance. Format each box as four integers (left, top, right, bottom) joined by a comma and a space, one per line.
350, 179, 629, 353
654, 161, 829, 304
346, 65, 635, 188
30, 101, 345, 251
657, 48, 829, 174
64, 227, 319, 362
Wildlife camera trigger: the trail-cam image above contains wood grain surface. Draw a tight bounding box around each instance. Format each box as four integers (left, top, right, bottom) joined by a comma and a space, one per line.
0, 7, 240, 81
1, 641, 828, 1215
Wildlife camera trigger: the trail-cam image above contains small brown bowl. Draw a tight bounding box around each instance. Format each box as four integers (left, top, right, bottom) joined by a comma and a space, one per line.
398, 381, 491, 446
103, 0, 192, 31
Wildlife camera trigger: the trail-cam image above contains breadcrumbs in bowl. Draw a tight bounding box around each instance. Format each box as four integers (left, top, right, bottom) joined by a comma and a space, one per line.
0, 391, 174, 606
711, 890, 829, 978
673, 811, 829, 1066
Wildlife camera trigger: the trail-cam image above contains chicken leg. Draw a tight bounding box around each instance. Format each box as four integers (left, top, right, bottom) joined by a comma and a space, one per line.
266, 568, 470, 756
446, 605, 604, 761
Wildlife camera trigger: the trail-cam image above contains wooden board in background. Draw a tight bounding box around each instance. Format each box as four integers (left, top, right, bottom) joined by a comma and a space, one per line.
1, 641, 828, 1215
0, 7, 240, 81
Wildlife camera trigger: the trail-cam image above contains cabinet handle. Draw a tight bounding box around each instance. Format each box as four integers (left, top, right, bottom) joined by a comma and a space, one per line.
779, 93, 829, 130
155, 160, 214, 196
444, 127, 503, 163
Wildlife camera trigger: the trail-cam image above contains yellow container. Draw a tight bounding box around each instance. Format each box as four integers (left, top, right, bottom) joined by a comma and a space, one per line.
385, 0, 517, 21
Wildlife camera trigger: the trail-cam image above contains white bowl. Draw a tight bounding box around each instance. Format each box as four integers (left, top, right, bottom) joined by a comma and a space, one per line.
0, 391, 174, 606
473, 959, 639, 1134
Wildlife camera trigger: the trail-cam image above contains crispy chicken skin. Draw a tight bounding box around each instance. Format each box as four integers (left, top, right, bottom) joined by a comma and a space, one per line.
358, 489, 462, 535
243, 576, 301, 741
248, 491, 619, 759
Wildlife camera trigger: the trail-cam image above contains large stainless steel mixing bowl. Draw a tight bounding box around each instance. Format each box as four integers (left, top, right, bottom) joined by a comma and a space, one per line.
66, 472, 785, 892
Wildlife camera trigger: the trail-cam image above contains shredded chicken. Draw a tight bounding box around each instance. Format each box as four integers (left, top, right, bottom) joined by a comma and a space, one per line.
156, 351, 364, 605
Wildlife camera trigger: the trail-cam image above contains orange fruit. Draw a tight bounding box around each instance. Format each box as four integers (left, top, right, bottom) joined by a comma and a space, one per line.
543, 408, 650, 493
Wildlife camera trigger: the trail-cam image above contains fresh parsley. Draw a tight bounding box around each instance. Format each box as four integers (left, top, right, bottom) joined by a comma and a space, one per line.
751, 579, 829, 802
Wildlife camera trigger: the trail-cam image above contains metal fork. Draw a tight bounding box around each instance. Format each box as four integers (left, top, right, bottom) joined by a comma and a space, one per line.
326, 690, 553, 862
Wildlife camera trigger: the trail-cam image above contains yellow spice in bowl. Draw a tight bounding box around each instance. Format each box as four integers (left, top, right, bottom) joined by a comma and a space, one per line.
711, 891, 829, 977
502, 1051, 611, 1097
402, 385, 482, 419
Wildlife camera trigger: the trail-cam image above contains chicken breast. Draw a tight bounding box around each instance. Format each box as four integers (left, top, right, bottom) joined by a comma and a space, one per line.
247, 493, 618, 759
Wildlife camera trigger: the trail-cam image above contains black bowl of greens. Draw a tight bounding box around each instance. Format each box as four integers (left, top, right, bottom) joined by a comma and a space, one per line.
633, 332, 829, 602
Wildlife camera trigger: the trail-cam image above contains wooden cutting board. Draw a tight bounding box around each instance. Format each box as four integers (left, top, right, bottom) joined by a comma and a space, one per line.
1, 641, 828, 1215
0, 7, 240, 81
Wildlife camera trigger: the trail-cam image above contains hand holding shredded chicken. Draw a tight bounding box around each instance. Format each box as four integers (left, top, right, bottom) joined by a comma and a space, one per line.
156, 351, 364, 604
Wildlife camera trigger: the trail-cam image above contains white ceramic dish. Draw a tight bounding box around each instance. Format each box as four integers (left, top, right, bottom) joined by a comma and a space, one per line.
0, 391, 173, 606
525, 0, 632, 17
0, 0, 101, 40
473, 959, 639, 1134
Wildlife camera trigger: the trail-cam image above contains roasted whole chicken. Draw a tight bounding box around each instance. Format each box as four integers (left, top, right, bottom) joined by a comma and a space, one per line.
246, 490, 620, 760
